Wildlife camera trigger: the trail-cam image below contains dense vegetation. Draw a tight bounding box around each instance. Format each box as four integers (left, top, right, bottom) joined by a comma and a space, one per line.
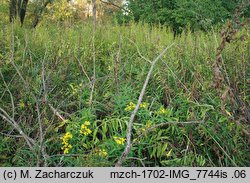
0, 0, 249, 167
119, 0, 250, 34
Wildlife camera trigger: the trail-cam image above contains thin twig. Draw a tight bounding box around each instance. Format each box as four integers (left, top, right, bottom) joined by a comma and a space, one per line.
48, 103, 65, 121
0, 73, 17, 101
35, 102, 43, 166
0, 109, 35, 151
100, 0, 129, 13
89, 0, 97, 108
76, 56, 91, 84
126, 157, 146, 167
0, 71, 15, 119
10, 26, 30, 90
128, 38, 152, 63
204, 126, 238, 167
0, 132, 22, 138
49, 153, 90, 158
42, 54, 47, 101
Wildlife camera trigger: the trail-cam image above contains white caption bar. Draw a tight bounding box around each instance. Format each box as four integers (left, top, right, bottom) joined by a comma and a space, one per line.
0, 167, 249, 183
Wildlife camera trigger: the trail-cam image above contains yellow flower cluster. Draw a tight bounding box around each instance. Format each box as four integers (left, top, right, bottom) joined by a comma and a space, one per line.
114, 136, 126, 145
61, 132, 73, 154
140, 102, 149, 109
108, 65, 112, 71
125, 102, 136, 111
158, 106, 166, 114
80, 121, 92, 136
70, 83, 83, 95
95, 149, 108, 157
125, 102, 149, 111
146, 121, 152, 128
19, 100, 25, 109
141, 121, 152, 132
227, 122, 235, 131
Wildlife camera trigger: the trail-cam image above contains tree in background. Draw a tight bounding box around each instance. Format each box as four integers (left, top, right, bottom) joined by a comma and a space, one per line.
43, 0, 74, 22
6, 0, 125, 27
6, 0, 249, 30
31, 0, 54, 28
40, 0, 124, 24
100, 0, 124, 16
120, 0, 249, 34
9, 0, 29, 25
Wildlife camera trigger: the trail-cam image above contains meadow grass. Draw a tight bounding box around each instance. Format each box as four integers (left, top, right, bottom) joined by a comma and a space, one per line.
0, 21, 249, 166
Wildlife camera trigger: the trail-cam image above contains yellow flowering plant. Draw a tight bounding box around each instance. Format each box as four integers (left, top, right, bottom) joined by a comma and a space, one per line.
80, 121, 92, 136
45, 0, 74, 22
124, 101, 151, 124
113, 136, 126, 145
140, 102, 149, 109
94, 148, 108, 157
19, 99, 25, 109
60, 132, 73, 154
125, 102, 136, 111
59, 109, 96, 155
125, 102, 149, 112
153, 106, 177, 123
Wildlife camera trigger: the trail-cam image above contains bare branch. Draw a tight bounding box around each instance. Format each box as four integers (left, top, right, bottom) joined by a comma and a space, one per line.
100, 0, 129, 13
0, 131, 22, 138
0, 71, 15, 119
128, 38, 152, 63
133, 120, 204, 145
0, 108, 35, 151
126, 157, 146, 167
48, 103, 66, 121
115, 43, 175, 167
76, 56, 91, 84
0, 73, 17, 101
89, 0, 97, 108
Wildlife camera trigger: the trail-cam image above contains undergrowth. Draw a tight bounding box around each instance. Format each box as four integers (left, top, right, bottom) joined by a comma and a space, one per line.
0, 22, 249, 167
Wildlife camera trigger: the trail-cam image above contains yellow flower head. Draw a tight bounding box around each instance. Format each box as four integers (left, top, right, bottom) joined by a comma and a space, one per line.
60, 132, 73, 154
146, 120, 152, 128
80, 123, 92, 136
140, 102, 149, 109
60, 132, 73, 142
63, 148, 69, 154
114, 136, 126, 145
125, 102, 136, 111
19, 100, 25, 109
158, 106, 166, 114
63, 146, 73, 154
84, 121, 91, 126
108, 65, 112, 71
96, 149, 108, 157
66, 132, 72, 137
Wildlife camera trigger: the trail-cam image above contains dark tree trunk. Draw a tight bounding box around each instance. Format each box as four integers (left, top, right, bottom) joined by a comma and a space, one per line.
9, 0, 29, 25
17, 0, 21, 14
32, 0, 50, 28
19, 0, 29, 25
9, 0, 17, 23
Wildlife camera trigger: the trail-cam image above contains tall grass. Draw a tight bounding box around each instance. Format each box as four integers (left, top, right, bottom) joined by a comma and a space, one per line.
0, 22, 249, 166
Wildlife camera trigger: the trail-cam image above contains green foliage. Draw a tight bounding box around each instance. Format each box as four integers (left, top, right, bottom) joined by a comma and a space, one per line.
44, 0, 75, 22
0, 1, 9, 26
119, 0, 249, 34
0, 20, 249, 167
